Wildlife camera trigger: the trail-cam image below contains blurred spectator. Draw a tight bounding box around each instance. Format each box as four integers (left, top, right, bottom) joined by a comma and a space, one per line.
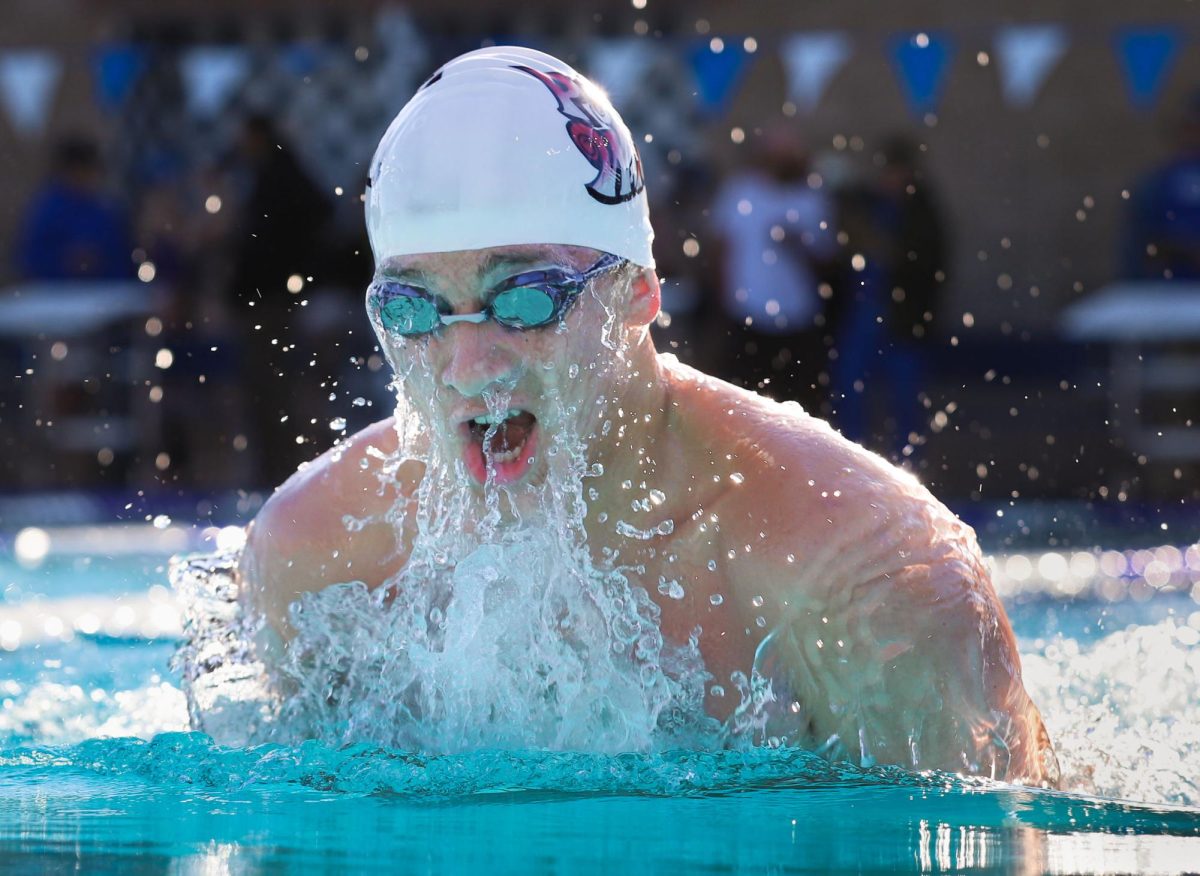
226, 113, 334, 486
1122, 92, 1200, 281
708, 122, 837, 412
229, 113, 333, 310
831, 135, 948, 457
14, 136, 135, 281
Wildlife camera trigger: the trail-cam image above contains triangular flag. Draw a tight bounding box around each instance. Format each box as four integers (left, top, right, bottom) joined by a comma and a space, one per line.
890, 31, 954, 117
686, 38, 752, 117
94, 43, 146, 110
370, 6, 429, 109
180, 46, 251, 117
0, 50, 61, 135
993, 25, 1068, 109
587, 39, 656, 107
1115, 28, 1180, 110
780, 32, 852, 113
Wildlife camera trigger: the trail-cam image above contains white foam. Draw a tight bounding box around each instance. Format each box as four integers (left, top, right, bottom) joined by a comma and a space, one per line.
1022, 615, 1200, 807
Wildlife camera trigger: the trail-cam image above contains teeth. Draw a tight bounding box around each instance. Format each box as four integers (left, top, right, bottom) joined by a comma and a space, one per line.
472, 408, 522, 426
489, 439, 526, 464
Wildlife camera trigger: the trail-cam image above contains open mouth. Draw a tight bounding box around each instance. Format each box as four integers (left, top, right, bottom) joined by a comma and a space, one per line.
460, 408, 539, 486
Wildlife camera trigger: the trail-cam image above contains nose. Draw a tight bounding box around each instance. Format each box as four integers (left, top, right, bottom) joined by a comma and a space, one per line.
439, 323, 524, 398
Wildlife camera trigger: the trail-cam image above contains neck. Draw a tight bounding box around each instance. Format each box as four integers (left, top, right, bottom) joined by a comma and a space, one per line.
583, 333, 676, 552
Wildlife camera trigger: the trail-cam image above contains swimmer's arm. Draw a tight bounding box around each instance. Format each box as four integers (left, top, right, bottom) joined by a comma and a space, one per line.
770, 557, 1055, 786
236, 418, 412, 639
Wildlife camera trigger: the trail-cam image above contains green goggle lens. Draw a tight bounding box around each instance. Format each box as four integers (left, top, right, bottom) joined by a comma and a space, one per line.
490, 287, 558, 327
380, 295, 441, 334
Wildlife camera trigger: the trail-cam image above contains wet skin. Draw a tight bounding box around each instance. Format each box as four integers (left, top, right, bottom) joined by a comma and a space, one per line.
241, 243, 1058, 786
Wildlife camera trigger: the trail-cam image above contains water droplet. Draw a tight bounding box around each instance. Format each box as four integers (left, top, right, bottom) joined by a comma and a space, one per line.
649, 489, 666, 505
329, 417, 347, 431
657, 577, 685, 600
152, 514, 171, 530
729, 472, 744, 485
755, 616, 767, 628
351, 397, 367, 407
707, 560, 718, 572
751, 595, 764, 608
709, 593, 724, 606
568, 363, 579, 378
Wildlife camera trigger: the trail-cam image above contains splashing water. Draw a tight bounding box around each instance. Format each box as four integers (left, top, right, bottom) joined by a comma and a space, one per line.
178, 272, 722, 754
1022, 613, 1200, 807
162, 262, 1200, 805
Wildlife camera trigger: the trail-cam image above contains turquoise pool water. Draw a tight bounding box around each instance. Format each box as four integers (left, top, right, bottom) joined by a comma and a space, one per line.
2, 539, 1199, 872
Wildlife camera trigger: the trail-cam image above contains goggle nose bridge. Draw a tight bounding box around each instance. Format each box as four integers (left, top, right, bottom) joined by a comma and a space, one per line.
438, 312, 491, 326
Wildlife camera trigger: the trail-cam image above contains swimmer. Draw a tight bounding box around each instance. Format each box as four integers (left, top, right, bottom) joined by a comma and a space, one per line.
239, 47, 1058, 784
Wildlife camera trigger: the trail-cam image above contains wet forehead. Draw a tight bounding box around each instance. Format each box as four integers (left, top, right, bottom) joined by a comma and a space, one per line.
378, 244, 596, 287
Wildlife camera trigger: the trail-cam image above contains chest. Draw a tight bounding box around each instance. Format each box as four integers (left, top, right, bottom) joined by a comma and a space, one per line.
609, 522, 766, 719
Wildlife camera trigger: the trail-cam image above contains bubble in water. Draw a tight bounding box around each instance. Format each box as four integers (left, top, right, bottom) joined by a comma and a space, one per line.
152, 515, 171, 530
709, 593, 724, 606
329, 417, 347, 431
352, 397, 367, 407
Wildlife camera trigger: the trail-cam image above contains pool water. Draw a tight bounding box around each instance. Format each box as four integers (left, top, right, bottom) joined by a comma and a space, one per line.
2, 543, 1199, 872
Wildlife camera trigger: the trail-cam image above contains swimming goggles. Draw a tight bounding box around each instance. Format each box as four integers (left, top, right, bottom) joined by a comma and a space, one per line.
368, 252, 625, 336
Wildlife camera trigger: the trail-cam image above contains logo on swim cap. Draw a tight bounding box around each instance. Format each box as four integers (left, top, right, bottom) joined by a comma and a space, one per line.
513, 65, 646, 207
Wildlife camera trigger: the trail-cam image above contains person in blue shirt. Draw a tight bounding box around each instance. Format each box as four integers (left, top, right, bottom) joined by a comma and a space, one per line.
1123, 92, 1200, 281
15, 136, 134, 281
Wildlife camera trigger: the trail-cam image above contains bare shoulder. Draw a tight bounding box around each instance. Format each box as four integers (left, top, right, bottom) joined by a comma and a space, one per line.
672, 358, 997, 642
239, 417, 420, 631
663, 357, 969, 587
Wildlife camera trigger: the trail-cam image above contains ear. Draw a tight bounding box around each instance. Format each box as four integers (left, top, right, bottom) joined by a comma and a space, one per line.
625, 267, 661, 327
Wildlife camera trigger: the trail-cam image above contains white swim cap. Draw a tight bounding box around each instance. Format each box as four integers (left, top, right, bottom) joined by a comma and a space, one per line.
365, 45, 655, 269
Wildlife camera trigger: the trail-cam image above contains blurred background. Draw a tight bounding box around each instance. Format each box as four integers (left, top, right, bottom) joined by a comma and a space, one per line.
0, 0, 1197, 549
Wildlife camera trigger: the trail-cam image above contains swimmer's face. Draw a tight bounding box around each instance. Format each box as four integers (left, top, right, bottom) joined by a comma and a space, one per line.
368, 244, 638, 490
